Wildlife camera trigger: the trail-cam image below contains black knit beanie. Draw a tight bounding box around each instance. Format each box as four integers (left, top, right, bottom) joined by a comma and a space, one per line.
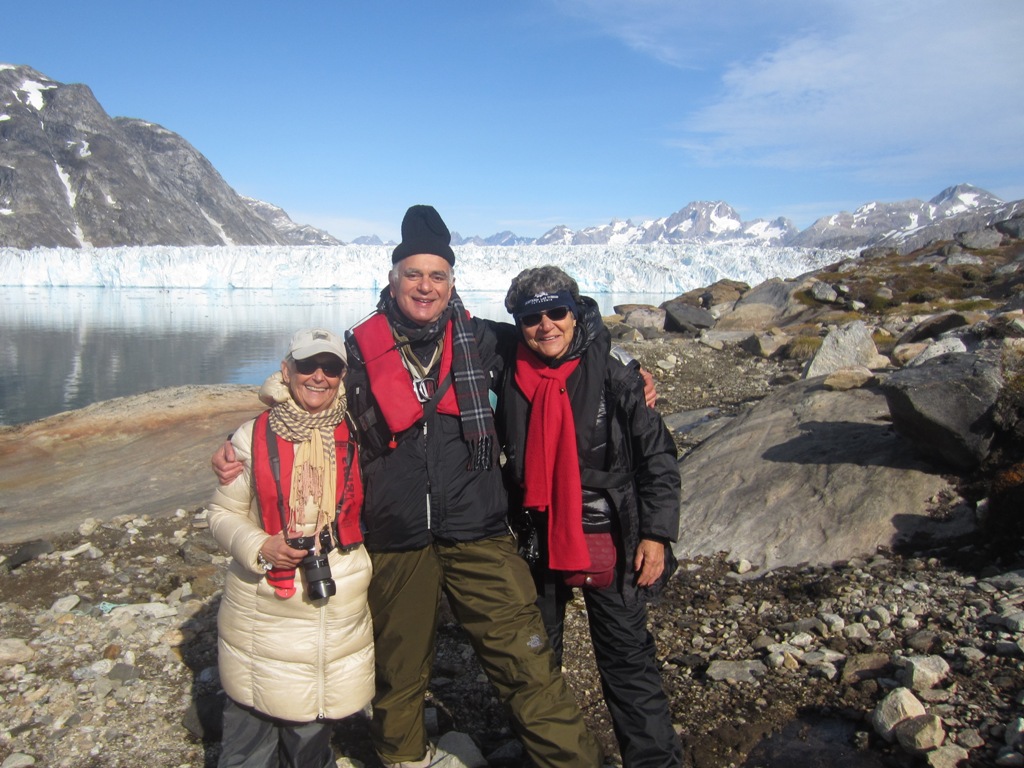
391, 204, 456, 265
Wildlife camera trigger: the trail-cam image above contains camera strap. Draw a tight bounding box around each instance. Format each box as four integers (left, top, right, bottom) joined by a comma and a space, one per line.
265, 417, 354, 553
264, 417, 291, 535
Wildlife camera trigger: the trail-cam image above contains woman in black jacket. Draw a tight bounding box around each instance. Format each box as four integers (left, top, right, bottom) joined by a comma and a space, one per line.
496, 265, 684, 768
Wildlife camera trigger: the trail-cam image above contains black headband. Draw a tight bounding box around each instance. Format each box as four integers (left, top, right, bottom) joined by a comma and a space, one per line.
513, 289, 577, 320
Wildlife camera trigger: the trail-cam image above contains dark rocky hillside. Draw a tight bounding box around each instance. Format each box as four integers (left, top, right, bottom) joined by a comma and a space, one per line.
0, 64, 340, 249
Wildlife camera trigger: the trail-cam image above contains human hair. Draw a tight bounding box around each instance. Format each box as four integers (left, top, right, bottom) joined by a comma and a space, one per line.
503, 265, 581, 313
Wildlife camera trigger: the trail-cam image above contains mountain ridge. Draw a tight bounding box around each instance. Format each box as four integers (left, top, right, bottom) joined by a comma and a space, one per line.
1, 63, 1020, 254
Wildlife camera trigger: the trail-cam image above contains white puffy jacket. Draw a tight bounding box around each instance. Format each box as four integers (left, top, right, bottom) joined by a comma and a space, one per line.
207, 417, 374, 722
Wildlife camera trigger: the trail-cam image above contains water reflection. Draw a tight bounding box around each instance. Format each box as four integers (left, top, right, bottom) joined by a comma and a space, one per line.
0, 286, 661, 426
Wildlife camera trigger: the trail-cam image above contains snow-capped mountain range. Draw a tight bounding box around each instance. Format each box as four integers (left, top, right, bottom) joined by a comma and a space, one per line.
445, 185, 1021, 255
1, 63, 1020, 257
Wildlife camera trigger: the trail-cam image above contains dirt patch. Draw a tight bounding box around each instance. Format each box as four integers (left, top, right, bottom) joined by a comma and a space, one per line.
0, 384, 262, 543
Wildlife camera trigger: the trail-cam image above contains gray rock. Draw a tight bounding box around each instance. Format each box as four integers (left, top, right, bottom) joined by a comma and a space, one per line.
894, 714, 946, 753
714, 278, 813, 332
5, 539, 55, 570
926, 744, 971, 768
900, 655, 951, 691
0, 638, 35, 665
873, 687, 927, 742
880, 350, 1004, 470
810, 281, 839, 303
706, 659, 767, 683
740, 331, 789, 358
620, 306, 666, 331
674, 378, 967, 571
662, 300, 716, 335
996, 216, 1024, 239
957, 229, 1004, 250
804, 321, 885, 378
906, 337, 968, 366
896, 311, 972, 345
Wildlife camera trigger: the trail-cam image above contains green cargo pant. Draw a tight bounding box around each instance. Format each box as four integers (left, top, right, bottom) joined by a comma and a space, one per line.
368, 534, 602, 767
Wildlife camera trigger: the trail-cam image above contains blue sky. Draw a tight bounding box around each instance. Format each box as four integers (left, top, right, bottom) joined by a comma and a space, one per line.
5, 0, 1023, 242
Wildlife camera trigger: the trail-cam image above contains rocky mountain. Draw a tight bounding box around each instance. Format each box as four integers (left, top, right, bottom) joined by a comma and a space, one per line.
3, 63, 1020, 257
532, 201, 799, 247
239, 197, 341, 246
0, 64, 337, 249
515, 185, 1021, 254
788, 183, 1019, 252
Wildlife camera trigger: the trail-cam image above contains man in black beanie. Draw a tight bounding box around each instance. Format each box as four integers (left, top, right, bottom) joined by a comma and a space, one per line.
343, 205, 601, 767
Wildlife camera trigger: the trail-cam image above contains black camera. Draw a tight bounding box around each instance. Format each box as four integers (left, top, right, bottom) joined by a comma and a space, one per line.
509, 508, 540, 565
286, 533, 337, 601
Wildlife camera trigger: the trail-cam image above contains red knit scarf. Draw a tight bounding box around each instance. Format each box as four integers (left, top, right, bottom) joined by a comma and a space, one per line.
514, 343, 588, 570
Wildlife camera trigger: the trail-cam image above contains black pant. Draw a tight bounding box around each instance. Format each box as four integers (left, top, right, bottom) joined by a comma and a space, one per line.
534, 565, 683, 768
218, 697, 334, 768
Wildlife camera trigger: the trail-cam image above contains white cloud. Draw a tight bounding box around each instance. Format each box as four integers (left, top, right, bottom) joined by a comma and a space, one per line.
682, 2, 1024, 181
557, 0, 1024, 184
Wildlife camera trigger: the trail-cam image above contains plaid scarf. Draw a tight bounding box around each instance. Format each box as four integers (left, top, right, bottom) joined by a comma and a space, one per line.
378, 287, 496, 469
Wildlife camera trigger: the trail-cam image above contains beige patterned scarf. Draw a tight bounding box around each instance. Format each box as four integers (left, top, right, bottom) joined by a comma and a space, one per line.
267, 389, 348, 545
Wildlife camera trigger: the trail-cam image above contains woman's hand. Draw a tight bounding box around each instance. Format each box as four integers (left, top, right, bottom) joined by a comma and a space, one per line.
259, 532, 306, 570
633, 538, 666, 587
212, 440, 244, 484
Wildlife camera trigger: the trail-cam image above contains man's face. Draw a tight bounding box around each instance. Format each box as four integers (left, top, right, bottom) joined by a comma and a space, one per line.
389, 253, 454, 326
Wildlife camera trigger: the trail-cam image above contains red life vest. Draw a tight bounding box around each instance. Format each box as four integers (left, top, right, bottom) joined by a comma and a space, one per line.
350, 314, 459, 440
250, 411, 363, 597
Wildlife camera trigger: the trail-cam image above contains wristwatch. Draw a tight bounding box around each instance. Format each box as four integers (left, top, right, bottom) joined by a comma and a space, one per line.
256, 551, 273, 572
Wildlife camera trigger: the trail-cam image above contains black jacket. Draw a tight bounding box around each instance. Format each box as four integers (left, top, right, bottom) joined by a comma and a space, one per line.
496, 299, 680, 604
345, 315, 510, 552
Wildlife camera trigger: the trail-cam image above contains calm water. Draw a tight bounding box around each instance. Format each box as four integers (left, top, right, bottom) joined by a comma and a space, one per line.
0, 286, 664, 426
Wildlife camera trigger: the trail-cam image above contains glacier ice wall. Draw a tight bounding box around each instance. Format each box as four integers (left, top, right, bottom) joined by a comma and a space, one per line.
0, 243, 852, 293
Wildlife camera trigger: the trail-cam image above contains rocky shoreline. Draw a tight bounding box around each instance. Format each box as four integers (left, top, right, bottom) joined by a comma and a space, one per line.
3, 498, 1024, 768
5, 218, 1024, 767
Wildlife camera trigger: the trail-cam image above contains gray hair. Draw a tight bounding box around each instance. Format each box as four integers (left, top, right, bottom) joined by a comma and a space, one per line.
503, 265, 581, 313
388, 260, 456, 290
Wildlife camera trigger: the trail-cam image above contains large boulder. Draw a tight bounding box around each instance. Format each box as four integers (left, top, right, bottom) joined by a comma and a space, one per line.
803, 321, 889, 378
674, 378, 971, 572
668, 278, 749, 310
662, 301, 716, 335
879, 351, 1004, 470
713, 277, 814, 332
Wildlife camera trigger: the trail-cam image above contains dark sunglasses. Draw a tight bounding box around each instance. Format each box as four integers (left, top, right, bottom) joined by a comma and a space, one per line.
294, 358, 344, 377
518, 306, 571, 328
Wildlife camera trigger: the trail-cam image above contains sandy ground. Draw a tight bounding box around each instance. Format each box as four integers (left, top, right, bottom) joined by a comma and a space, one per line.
0, 384, 263, 543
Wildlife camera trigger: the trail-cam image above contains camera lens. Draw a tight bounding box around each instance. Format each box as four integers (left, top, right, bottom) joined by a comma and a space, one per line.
301, 552, 336, 600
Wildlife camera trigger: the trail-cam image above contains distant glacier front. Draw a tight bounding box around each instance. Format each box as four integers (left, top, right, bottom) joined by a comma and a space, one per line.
0, 243, 854, 294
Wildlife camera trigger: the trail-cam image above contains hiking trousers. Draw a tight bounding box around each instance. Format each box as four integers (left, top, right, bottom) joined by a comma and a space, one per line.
535, 567, 683, 768
368, 534, 603, 767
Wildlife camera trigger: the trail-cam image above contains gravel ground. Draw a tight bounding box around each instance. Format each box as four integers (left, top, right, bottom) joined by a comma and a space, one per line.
2, 337, 1023, 767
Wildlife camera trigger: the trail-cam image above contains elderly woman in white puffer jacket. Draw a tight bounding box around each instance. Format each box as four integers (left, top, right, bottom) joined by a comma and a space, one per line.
208, 328, 373, 768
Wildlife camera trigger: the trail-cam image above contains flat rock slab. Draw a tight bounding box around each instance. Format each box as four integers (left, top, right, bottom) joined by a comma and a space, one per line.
0, 385, 262, 542
674, 378, 973, 571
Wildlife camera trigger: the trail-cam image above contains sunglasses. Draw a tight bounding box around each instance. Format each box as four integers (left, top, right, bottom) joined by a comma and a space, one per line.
518, 306, 571, 328
294, 358, 344, 377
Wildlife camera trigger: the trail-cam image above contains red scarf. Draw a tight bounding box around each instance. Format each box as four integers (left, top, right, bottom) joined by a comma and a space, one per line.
351, 314, 459, 443
251, 412, 363, 598
514, 343, 588, 570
